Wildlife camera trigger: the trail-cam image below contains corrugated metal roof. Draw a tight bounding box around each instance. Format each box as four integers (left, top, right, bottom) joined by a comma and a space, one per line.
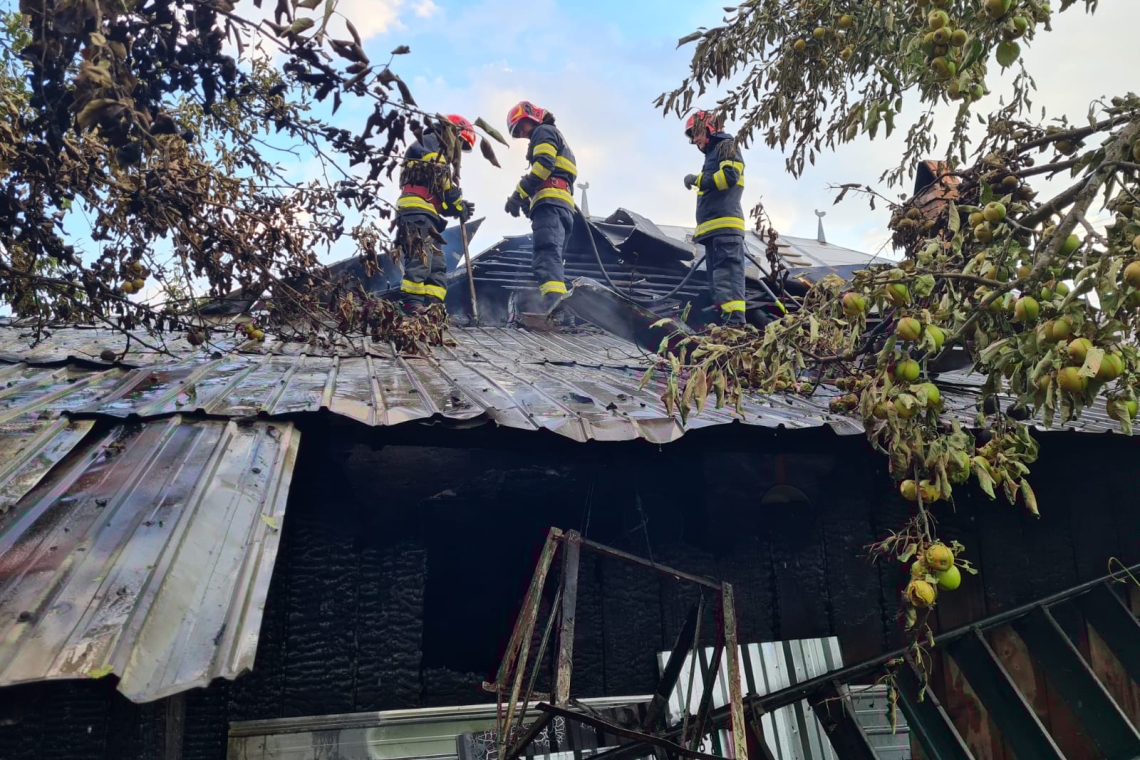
0, 326, 1125, 444
0, 415, 300, 702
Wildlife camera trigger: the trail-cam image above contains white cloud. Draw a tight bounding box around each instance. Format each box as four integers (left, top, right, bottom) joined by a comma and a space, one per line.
412, 0, 439, 19
329, 0, 404, 40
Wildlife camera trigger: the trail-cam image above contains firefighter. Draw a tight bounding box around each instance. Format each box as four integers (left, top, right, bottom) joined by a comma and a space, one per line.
683, 111, 747, 326
396, 114, 477, 313
504, 101, 578, 311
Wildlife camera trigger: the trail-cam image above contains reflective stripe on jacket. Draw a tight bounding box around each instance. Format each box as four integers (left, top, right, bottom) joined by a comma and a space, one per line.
692, 132, 745, 243
515, 124, 577, 212
397, 131, 468, 227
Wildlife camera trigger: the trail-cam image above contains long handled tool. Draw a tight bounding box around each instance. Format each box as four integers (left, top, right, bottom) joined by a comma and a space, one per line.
459, 218, 480, 324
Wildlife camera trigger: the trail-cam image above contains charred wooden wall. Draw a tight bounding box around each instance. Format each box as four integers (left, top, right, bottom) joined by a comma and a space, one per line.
0, 422, 1138, 760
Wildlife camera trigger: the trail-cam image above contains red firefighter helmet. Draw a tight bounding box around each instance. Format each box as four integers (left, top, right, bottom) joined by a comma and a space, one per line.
684, 111, 719, 138
506, 101, 546, 138
445, 114, 476, 151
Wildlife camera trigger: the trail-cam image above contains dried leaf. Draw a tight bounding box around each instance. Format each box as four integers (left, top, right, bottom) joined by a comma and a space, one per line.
677, 31, 703, 48
287, 17, 315, 35
1020, 479, 1039, 517
391, 45, 411, 55
261, 514, 279, 530
395, 76, 416, 106
475, 117, 509, 146
479, 137, 501, 168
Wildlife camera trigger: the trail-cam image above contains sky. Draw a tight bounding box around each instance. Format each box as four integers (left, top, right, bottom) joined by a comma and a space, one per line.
304, 0, 1140, 262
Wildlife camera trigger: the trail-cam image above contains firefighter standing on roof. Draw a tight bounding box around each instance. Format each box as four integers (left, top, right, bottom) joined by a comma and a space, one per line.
683, 112, 747, 326
504, 101, 578, 310
396, 115, 477, 313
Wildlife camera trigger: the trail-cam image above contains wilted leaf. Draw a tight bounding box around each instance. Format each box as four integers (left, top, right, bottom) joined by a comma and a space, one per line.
677, 32, 703, 48
345, 18, 361, 45
475, 117, 509, 146
261, 514, 279, 530
1078, 346, 1103, 378
395, 76, 416, 105
479, 137, 501, 168
75, 98, 121, 130
391, 45, 411, 55
87, 665, 115, 679
287, 17, 315, 35
1020, 479, 1039, 517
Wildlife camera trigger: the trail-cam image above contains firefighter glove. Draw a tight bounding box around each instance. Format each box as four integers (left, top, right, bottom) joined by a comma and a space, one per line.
683, 174, 699, 190
505, 195, 524, 218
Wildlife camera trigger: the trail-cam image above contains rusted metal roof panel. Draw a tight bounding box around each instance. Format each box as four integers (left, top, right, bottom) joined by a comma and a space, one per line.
0, 326, 1126, 443
0, 416, 300, 702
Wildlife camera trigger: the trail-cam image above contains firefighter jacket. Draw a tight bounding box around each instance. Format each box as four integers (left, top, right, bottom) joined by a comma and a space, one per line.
512, 123, 577, 213
691, 132, 745, 243
397, 130, 468, 230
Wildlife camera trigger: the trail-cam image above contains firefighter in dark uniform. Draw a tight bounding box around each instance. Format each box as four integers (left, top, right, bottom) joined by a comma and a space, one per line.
683, 111, 747, 326
503, 101, 578, 311
396, 114, 476, 312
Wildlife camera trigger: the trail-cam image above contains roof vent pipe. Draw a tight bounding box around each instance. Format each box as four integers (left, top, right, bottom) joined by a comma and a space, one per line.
577, 182, 590, 219
814, 210, 827, 244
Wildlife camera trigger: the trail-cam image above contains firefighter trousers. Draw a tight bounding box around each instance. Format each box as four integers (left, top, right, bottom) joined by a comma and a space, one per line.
530, 203, 574, 300
704, 233, 746, 325
398, 213, 447, 305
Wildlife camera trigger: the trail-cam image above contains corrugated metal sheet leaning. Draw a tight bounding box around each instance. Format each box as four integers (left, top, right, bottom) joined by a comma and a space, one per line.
0, 415, 300, 702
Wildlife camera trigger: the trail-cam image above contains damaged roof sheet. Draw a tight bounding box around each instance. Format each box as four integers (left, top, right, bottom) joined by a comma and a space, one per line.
0, 415, 299, 702
0, 325, 1125, 444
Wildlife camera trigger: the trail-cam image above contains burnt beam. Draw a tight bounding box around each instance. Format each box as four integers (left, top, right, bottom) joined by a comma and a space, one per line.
578, 536, 718, 589
893, 659, 975, 760
1014, 606, 1140, 759
643, 599, 700, 731
948, 628, 1063, 760
555, 532, 581, 707
1077, 582, 1140, 686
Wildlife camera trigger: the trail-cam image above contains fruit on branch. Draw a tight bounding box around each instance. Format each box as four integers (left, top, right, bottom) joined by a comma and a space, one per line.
886, 282, 911, 305
925, 543, 955, 571
1067, 337, 1093, 364
1059, 234, 1082, 257
1058, 366, 1088, 394
1107, 397, 1139, 421
1013, 296, 1039, 323
1042, 317, 1071, 343
1096, 353, 1124, 382
907, 579, 937, 608
983, 201, 1007, 223
936, 565, 962, 590
1123, 261, 1140, 288
842, 291, 867, 315
897, 317, 923, 342
895, 359, 921, 382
